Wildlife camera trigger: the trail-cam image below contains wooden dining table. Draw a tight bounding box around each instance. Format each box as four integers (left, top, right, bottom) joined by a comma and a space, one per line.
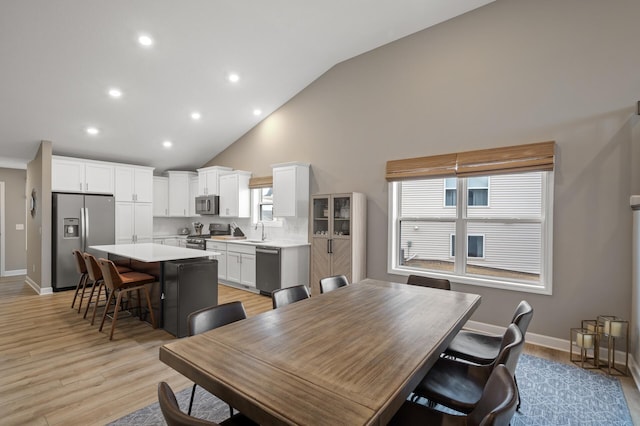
159, 278, 481, 425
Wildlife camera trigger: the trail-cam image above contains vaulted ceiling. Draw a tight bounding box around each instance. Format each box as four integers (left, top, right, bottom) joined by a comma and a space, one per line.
0, 0, 493, 172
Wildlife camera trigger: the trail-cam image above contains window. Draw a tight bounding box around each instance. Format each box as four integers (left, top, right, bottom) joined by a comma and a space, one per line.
258, 187, 273, 221
390, 170, 553, 294
444, 177, 489, 207
387, 141, 555, 294
451, 234, 485, 258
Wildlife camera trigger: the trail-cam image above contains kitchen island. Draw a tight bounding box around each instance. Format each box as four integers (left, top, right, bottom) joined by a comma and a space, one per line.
90, 243, 221, 337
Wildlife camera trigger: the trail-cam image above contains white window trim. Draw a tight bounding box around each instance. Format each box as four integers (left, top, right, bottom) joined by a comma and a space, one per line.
388, 172, 554, 295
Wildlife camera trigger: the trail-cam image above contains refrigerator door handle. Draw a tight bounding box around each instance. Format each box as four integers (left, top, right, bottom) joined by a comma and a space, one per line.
80, 207, 86, 250
84, 207, 90, 249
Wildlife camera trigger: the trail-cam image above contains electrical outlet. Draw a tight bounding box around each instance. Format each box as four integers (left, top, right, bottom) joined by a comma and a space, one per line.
32, 264, 35, 272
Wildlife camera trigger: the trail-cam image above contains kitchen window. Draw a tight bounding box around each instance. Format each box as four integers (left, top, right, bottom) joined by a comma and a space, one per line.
386, 141, 555, 295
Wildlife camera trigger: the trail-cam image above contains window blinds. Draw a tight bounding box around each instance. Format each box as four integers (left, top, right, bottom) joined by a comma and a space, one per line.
385, 141, 555, 181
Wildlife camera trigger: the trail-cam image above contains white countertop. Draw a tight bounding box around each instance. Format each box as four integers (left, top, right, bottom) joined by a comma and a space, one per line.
209, 239, 310, 249
90, 243, 218, 262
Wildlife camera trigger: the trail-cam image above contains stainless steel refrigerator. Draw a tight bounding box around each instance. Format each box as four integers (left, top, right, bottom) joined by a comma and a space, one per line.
52, 193, 115, 291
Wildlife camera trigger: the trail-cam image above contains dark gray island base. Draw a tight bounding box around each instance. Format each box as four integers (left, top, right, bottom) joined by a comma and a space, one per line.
90, 244, 219, 337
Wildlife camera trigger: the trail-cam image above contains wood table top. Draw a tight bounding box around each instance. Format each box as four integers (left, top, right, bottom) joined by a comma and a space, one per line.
159, 279, 481, 425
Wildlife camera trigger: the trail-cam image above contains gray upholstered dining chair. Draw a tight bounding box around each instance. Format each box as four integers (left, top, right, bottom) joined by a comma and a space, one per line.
158, 381, 257, 426
411, 324, 524, 415
390, 365, 518, 426
319, 274, 349, 294
187, 302, 247, 416
272, 285, 310, 308
406, 274, 451, 290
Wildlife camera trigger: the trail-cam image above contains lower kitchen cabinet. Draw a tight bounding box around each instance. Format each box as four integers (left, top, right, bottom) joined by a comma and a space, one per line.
206, 241, 227, 280
226, 243, 256, 288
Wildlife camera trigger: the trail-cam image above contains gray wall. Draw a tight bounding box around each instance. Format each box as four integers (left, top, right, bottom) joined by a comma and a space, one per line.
204, 0, 640, 340
0, 168, 26, 271
26, 141, 52, 290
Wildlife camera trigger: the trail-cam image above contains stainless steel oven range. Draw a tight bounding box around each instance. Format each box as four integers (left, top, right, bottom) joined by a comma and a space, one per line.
186, 223, 230, 250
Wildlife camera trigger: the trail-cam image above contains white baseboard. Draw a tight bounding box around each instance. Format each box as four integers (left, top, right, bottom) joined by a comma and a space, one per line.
25, 276, 52, 295
466, 320, 639, 391
3, 269, 27, 277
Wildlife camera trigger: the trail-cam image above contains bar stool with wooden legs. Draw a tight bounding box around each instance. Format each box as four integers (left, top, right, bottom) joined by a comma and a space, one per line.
71, 250, 89, 311
98, 258, 157, 340
83, 253, 131, 323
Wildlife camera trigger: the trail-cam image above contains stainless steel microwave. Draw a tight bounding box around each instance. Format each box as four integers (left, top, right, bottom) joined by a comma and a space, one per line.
195, 195, 219, 215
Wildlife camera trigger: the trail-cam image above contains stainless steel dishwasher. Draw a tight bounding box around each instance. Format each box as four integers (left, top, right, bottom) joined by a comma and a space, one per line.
256, 246, 281, 296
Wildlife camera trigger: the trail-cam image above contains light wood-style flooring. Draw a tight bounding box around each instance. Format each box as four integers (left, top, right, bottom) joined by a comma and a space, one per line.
0, 275, 638, 425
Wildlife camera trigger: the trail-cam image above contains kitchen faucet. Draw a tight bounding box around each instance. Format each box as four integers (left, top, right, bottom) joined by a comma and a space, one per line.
255, 222, 266, 241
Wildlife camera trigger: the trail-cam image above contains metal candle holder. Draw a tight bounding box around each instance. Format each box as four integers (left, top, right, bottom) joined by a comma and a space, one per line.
596, 315, 629, 376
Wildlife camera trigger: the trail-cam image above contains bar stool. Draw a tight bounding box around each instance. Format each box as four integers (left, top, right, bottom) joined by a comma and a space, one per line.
70, 250, 89, 310
98, 258, 157, 340
83, 253, 132, 324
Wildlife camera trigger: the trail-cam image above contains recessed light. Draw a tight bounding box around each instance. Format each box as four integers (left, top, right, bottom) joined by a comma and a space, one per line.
253, 109, 262, 116
228, 73, 240, 83
191, 111, 201, 120
108, 88, 122, 98
86, 127, 99, 135
163, 140, 172, 148
138, 34, 154, 47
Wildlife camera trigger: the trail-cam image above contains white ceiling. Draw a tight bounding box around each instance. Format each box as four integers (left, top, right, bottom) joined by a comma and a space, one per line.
0, 0, 493, 172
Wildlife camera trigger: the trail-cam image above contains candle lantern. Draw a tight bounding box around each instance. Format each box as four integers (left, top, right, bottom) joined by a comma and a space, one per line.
570, 327, 598, 369
596, 315, 629, 375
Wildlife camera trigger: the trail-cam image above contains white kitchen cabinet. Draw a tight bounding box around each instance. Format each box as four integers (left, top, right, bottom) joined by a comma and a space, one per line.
219, 171, 251, 218
189, 175, 199, 217
197, 166, 232, 196
115, 202, 153, 243
115, 166, 154, 202
226, 243, 256, 287
52, 156, 114, 194
272, 162, 309, 217
153, 176, 169, 217
206, 241, 227, 280
167, 171, 196, 217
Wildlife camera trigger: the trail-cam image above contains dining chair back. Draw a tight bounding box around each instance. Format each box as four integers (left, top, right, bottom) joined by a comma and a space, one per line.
511, 300, 534, 336
272, 285, 310, 309
158, 382, 256, 426
319, 275, 349, 294
468, 365, 519, 426
406, 274, 451, 290
187, 301, 247, 416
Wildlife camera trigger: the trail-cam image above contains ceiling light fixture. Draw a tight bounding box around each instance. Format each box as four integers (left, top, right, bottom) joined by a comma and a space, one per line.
86, 127, 99, 135
253, 109, 262, 116
108, 88, 122, 98
228, 73, 240, 83
162, 140, 173, 148
138, 34, 154, 47
191, 111, 201, 120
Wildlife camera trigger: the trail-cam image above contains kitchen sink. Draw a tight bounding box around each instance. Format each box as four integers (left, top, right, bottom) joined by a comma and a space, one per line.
244, 239, 269, 243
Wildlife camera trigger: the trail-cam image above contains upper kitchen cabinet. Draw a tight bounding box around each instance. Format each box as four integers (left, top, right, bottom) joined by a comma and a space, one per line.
52, 156, 114, 194
197, 165, 232, 196
114, 165, 154, 203
219, 170, 251, 218
272, 162, 310, 218
189, 175, 199, 217
167, 171, 197, 217
153, 176, 169, 217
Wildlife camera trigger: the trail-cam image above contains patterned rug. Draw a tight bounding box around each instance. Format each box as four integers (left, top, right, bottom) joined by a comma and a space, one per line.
109, 354, 633, 425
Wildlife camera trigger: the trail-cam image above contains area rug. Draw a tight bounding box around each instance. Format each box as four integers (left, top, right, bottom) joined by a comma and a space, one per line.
109, 354, 633, 425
